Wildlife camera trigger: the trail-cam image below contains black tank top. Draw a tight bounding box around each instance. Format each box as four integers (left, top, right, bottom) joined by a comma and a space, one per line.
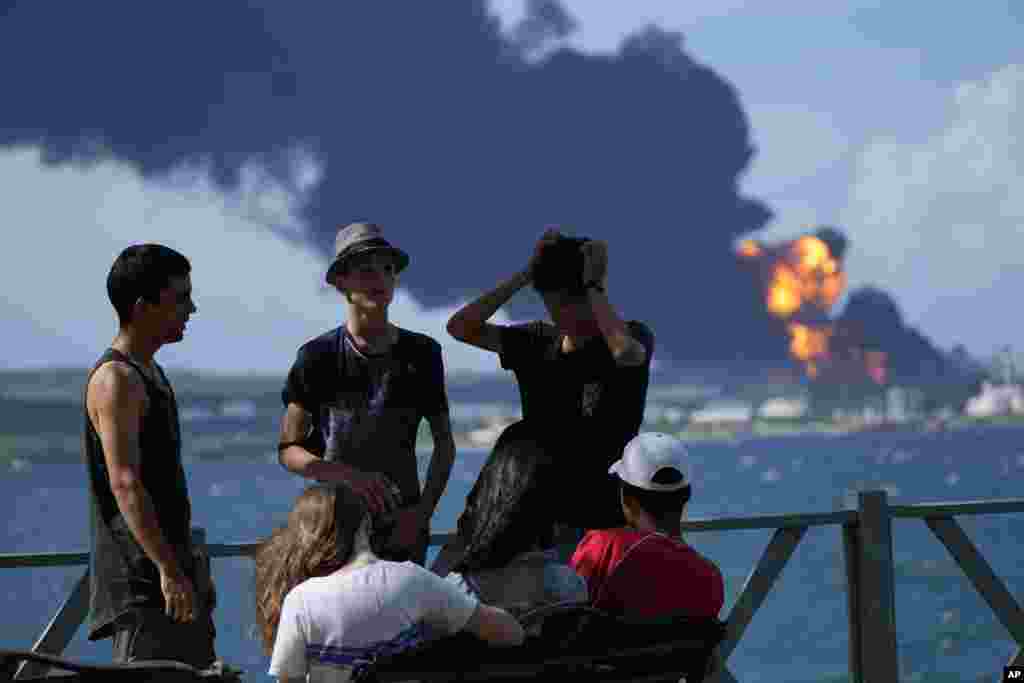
82, 348, 193, 640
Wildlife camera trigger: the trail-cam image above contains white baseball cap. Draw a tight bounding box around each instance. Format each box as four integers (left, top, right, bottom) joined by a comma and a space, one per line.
608, 432, 691, 492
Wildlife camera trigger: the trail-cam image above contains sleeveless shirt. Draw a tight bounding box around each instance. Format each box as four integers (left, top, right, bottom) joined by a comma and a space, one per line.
82, 348, 194, 640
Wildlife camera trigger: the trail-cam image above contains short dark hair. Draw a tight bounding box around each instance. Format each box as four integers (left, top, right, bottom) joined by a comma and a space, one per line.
620, 467, 692, 528
532, 236, 590, 296
107, 244, 191, 324
453, 420, 558, 573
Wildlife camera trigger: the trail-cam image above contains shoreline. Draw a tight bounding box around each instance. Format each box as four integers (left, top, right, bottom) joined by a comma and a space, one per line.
5, 418, 1024, 468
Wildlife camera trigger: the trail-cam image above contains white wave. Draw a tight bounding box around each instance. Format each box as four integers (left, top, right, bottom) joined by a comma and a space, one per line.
888, 449, 914, 465
209, 481, 242, 498
944, 472, 960, 486
180, 405, 216, 422
738, 455, 757, 469
9, 458, 32, 473
760, 468, 782, 483
220, 400, 258, 419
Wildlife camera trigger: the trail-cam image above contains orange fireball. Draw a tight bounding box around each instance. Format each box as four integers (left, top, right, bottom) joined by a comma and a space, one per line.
738, 232, 847, 378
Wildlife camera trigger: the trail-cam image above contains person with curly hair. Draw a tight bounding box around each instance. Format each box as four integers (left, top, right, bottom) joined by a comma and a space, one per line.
255, 484, 523, 683
441, 421, 587, 615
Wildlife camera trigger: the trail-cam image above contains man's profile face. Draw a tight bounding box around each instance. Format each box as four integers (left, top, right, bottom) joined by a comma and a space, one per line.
141, 274, 195, 344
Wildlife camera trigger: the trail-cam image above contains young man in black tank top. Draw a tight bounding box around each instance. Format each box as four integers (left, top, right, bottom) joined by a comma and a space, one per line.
83, 244, 217, 667
278, 223, 457, 566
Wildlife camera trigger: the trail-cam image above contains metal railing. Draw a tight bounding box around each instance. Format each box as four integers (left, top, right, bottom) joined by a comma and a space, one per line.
2, 491, 1023, 682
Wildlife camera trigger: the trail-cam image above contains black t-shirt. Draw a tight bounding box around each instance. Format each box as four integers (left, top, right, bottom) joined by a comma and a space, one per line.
497, 320, 655, 527
282, 326, 448, 504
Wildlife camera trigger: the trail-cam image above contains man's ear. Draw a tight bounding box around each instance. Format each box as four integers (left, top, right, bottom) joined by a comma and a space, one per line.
131, 296, 148, 320
619, 487, 637, 518
331, 274, 350, 300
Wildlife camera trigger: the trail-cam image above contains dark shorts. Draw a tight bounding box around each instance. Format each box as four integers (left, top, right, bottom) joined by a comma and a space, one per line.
111, 607, 216, 669
111, 546, 217, 669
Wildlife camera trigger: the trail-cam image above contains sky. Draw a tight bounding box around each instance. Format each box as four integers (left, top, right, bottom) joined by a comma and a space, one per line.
1, 1, 1021, 375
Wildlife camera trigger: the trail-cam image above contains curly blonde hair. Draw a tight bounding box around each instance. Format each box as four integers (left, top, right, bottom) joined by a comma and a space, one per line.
253, 485, 367, 654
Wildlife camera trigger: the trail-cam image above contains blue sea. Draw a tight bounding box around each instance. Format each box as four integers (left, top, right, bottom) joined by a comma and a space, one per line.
3, 425, 1023, 682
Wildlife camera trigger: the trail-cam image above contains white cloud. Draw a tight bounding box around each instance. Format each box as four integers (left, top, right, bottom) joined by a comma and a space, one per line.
742, 104, 851, 197
0, 146, 508, 375
841, 64, 1024, 356
489, 0, 872, 54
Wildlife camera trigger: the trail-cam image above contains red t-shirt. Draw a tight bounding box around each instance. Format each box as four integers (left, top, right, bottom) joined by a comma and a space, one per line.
569, 528, 724, 619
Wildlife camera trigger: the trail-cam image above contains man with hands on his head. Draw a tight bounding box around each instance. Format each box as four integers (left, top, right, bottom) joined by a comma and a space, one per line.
435, 228, 654, 572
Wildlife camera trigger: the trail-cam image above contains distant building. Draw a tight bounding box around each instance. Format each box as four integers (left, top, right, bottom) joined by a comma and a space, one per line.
689, 399, 753, 431
885, 386, 926, 422
964, 382, 1024, 417
757, 397, 808, 420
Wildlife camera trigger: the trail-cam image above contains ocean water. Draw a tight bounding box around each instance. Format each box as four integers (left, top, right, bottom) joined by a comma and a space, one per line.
2, 425, 1023, 682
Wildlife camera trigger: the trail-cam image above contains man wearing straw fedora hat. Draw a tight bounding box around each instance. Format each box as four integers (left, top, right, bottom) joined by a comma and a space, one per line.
276, 222, 457, 565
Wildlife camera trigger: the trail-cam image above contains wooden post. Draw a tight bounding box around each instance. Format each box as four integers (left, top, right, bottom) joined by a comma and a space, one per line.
191, 526, 207, 551
14, 569, 90, 680
705, 526, 805, 683
925, 516, 1024, 665
841, 523, 863, 683
855, 490, 899, 682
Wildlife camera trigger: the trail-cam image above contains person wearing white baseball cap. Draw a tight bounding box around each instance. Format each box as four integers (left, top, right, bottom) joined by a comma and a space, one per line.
569, 433, 724, 620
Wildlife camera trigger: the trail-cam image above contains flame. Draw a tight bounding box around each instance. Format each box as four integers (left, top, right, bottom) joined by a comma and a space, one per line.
767, 266, 802, 316
739, 233, 850, 378
738, 240, 761, 258
761, 236, 845, 321
788, 322, 831, 361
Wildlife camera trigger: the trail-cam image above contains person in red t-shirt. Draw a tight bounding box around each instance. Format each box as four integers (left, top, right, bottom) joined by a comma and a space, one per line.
569, 433, 724, 619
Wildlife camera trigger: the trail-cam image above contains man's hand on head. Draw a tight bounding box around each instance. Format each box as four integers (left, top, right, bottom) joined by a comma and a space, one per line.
581, 239, 608, 287
528, 227, 562, 279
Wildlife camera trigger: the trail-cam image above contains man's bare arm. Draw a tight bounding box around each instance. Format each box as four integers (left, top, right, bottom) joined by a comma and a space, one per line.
586, 286, 648, 366
418, 410, 457, 518
581, 241, 647, 367
278, 403, 350, 480
464, 604, 526, 647
88, 363, 195, 621
278, 403, 398, 513
446, 228, 561, 353
445, 270, 528, 353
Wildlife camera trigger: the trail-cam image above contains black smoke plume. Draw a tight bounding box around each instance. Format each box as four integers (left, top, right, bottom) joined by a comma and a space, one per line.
0, 1, 933, 374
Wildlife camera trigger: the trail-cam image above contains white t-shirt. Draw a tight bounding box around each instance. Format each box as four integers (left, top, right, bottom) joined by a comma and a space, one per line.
268, 560, 479, 682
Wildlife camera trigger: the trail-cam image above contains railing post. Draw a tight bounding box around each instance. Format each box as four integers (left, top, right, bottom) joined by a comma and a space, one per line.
14, 569, 91, 680
924, 516, 1024, 668
855, 490, 899, 682
841, 522, 863, 683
